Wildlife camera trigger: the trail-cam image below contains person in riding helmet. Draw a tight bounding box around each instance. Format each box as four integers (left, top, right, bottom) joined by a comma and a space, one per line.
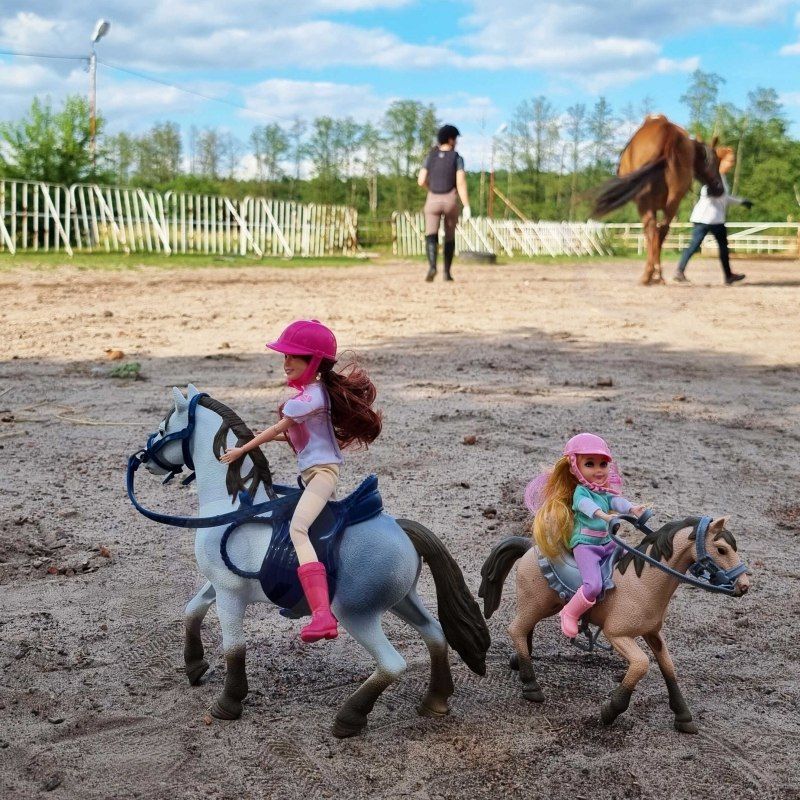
220, 320, 381, 643
417, 123, 471, 282
524, 433, 646, 638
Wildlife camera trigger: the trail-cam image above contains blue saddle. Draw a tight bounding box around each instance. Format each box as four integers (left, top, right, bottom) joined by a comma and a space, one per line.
219, 475, 383, 615
539, 547, 622, 602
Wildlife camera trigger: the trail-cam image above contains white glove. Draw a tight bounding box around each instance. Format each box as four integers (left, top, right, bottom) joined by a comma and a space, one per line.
462, 205, 471, 221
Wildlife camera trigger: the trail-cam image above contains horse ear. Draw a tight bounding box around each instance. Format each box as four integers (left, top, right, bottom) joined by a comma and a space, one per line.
710, 135, 719, 149
172, 386, 188, 410
186, 383, 200, 398
709, 517, 728, 532
695, 133, 704, 144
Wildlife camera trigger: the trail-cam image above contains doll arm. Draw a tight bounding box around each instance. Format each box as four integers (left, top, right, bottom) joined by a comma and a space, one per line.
220, 417, 295, 463
610, 496, 633, 513
576, 497, 602, 518
611, 496, 647, 517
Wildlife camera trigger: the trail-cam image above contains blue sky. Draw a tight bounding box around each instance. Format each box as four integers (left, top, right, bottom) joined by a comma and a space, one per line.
2, 1, 800, 171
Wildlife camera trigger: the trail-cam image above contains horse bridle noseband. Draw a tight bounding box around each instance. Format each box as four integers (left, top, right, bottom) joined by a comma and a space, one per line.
609, 511, 748, 596
134, 392, 208, 485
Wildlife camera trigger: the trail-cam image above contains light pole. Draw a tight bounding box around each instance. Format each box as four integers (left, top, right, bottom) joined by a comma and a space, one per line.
89, 19, 111, 172
488, 123, 507, 218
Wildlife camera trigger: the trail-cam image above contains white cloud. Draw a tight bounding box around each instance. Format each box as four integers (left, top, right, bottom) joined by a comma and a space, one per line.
241, 79, 389, 122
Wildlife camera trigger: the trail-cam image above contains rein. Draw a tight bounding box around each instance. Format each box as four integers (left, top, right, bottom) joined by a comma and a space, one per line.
127, 392, 295, 529
609, 512, 748, 596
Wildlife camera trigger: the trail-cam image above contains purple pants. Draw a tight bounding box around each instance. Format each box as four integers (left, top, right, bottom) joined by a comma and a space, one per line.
573, 541, 618, 601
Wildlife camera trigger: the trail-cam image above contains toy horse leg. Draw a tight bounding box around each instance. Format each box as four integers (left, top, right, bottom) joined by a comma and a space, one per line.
209, 591, 249, 720
391, 590, 454, 717
184, 581, 216, 686
643, 632, 698, 734
508, 609, 544, 703
600, 634, 649, 725
331, 612, 407, 738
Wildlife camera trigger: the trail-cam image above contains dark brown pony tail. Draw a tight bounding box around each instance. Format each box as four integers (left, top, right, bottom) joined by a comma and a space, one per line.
320, 354, 382, 450
591, 158, 666, 217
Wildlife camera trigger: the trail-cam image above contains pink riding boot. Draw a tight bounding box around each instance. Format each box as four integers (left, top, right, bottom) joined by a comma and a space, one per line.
297, 561, 339, 643
558, 587, 596, 638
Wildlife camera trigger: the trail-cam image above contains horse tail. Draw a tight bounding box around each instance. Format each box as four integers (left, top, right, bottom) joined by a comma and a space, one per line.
478, 536, 533, 618
397, 518, 491, 676
591, 158, 666, 217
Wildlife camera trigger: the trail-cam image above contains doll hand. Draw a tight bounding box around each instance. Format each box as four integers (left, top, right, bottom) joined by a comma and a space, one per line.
219, 446, 245, 464
631, 505, 647, 517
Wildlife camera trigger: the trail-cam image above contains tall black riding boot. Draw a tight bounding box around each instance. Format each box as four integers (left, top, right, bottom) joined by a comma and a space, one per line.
425, 234, 438, 282
443, 240, 456, 281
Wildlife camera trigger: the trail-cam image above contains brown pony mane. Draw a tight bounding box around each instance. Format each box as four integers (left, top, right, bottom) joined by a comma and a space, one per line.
198, 395, 275, 502
616, 516, 737, 578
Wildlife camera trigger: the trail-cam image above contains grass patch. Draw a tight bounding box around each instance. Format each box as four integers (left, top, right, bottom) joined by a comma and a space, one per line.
0, 251, 371, 272
107, 361, 142, 380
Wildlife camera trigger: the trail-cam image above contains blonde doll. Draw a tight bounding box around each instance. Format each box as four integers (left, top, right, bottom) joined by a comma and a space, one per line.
525, 433, 645, 637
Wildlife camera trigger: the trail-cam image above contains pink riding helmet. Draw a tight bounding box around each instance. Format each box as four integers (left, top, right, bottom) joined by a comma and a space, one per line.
563, 432, 622, 495
524, 432, 622, 513
266, 319, 337, 389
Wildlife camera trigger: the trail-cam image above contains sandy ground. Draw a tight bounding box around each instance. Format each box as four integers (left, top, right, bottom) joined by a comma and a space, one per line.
0, 256, 798, 800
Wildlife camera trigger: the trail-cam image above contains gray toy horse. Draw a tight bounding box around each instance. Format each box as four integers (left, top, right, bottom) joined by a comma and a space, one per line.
132, 385, 489, 737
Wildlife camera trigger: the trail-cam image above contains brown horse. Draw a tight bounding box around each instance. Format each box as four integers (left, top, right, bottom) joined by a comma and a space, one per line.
479, 516, 749, 731
592, 115, 725, 285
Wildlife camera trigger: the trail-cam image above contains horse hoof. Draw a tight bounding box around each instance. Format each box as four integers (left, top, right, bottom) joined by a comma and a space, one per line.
674, 719, 699, 734
210, 697, 242, 720
522, 686, 544, 703
509, 653, 519, 671
185, 659, 210, 686
417, 699, 450, 718
600, 702, 617, 725
332, 713, 367, 739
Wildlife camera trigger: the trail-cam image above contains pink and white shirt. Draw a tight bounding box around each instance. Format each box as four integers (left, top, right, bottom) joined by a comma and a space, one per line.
281, 381, 344, 471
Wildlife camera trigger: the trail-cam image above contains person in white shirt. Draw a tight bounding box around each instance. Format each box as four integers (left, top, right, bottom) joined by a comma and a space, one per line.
674, 149, 752, 284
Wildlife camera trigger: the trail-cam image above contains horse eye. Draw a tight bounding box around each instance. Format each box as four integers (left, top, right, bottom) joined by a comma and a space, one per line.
716, 546, 726, 555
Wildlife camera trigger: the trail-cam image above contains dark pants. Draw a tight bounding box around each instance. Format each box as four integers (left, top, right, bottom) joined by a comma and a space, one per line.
676, 223, 731, 277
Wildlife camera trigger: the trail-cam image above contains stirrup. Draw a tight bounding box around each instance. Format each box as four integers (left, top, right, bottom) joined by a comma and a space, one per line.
569, 619, 612, 653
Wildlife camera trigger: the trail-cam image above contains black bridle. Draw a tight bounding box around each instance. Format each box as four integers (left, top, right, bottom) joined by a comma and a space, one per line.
134, 392, 208, 485
127, 392, 288, 529
609, 511, 748, 596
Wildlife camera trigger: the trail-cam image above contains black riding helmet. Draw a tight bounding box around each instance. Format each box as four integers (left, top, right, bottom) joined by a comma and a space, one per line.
437, 124, 460, 145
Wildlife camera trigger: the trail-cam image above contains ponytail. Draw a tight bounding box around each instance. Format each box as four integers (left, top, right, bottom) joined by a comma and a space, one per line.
320, 355, 382, 450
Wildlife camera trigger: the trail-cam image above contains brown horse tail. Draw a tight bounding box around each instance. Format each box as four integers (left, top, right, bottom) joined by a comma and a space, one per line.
397, 518, 491, 676
478, 536, 532, 618
591, 158, 667, 217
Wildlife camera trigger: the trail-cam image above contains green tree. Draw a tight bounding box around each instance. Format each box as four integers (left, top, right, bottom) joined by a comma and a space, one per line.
0, 95, 102, 183
135, 122, 182, 185
680, 69, 726, 135
384, 100, 438, 178
587, 96, 616, 172
106, 131, 136, 184
250, 123, 289, 182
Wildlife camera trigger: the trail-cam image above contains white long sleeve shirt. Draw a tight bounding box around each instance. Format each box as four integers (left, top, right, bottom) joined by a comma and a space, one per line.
689, 177, 744, 225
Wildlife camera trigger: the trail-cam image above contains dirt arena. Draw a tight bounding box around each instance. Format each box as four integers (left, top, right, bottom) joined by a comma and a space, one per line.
1, 256, 798, 800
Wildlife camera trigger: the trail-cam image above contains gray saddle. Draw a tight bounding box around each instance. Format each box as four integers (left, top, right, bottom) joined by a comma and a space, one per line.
539, 547, 622, 602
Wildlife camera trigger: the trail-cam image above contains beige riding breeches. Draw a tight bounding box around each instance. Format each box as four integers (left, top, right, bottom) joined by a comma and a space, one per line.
290, 463, 340, 565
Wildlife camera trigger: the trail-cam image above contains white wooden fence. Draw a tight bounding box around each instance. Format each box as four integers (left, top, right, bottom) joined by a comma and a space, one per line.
0, 180, 359, 257
603, 222, 800, 257
392, 212, 800, 259
392, 212, 610, 257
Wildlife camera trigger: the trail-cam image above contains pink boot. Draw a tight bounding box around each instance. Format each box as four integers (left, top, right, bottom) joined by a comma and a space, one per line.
297, 562, 339, 643
558, 587, 596, 638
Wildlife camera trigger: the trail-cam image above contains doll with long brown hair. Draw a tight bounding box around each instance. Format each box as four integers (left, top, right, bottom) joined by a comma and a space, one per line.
525, 433, 645, 638
220, 320, 381, 643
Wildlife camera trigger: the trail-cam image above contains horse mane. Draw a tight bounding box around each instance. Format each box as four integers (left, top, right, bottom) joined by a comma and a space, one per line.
198, 395, 275, 502
616, 517, 737, 578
